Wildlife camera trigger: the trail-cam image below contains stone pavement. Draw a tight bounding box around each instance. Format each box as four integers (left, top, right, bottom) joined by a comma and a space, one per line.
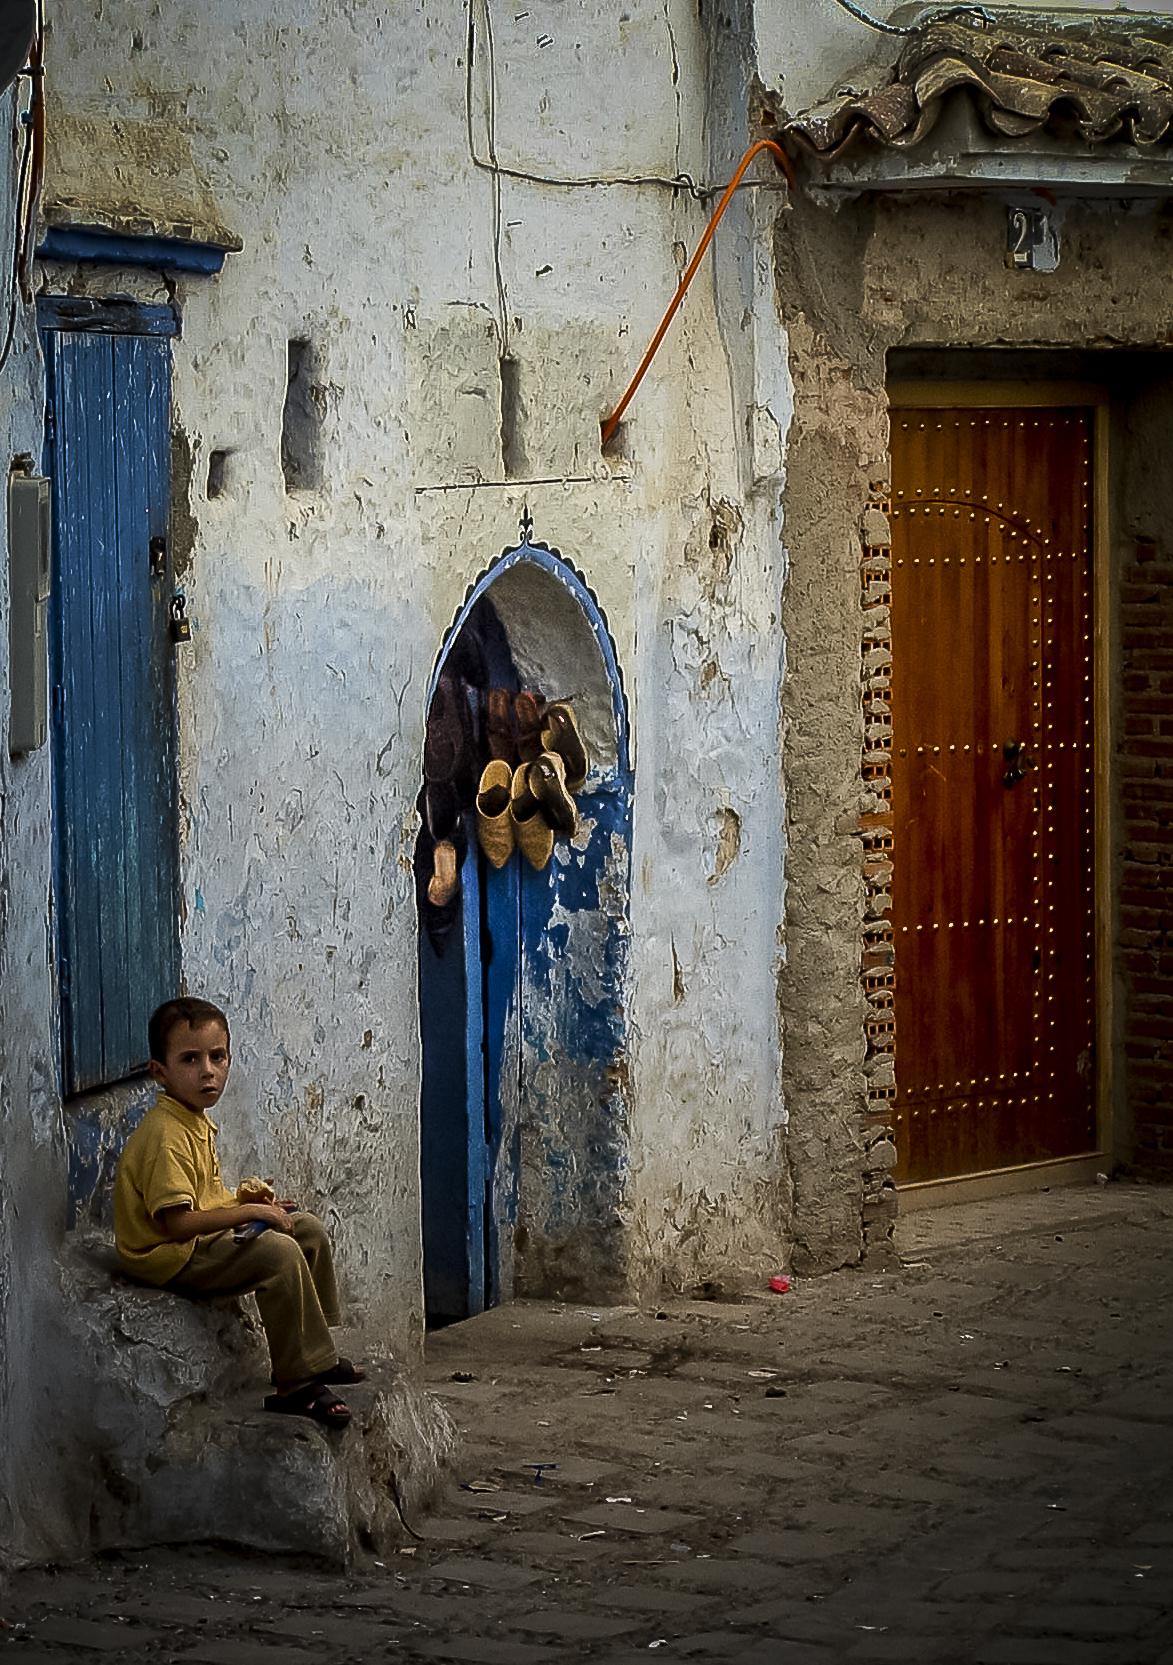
3, 1181, 1172, 1663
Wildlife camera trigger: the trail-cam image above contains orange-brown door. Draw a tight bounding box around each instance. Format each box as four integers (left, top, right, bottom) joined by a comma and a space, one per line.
888, 404, 1096, 1184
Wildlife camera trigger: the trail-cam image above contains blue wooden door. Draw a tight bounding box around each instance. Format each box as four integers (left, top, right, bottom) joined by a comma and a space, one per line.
42, 324, 180, 1094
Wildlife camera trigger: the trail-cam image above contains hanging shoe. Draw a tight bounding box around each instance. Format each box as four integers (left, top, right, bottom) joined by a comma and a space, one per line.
425, 779, 462, 845
476, 760, 515, 868
424, 675, 466, 784
510, 763, 554, 871
427, 840, 460, 906
529, 751, 577, 835
515, 690, 547, 764
486, 688, 518, 769
541, 702, 588, 793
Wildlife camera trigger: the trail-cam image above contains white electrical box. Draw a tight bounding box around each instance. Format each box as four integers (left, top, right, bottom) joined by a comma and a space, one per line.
8, 470, 51, 756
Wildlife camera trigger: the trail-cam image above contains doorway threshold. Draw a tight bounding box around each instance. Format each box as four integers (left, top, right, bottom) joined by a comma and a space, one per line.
898, 1152, 1107, 1212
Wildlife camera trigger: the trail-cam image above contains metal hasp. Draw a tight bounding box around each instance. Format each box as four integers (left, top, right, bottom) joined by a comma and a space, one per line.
169, 592, 191, 644
1003, 738, 1037, 788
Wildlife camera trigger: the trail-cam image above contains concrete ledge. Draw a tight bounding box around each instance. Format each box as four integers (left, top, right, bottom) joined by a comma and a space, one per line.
51, 1233, 458, 1565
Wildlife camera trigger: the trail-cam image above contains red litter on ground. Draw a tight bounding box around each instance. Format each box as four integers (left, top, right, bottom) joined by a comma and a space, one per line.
768, 1275, 791, 1294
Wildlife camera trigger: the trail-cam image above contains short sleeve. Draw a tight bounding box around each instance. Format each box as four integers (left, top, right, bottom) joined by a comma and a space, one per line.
139, 1139, 199, 1218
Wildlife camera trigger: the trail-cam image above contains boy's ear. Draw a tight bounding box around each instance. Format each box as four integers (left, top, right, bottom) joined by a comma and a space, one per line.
148, 1058, 167, 1086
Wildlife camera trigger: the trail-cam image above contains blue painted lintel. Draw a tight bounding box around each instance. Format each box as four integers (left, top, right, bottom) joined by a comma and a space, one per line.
38, 225, 236, 274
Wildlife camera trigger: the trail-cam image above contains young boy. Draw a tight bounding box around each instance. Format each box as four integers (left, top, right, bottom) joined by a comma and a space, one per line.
114, 997, 363, 1428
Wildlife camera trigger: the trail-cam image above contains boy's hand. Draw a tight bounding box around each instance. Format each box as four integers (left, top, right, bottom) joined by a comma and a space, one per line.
250, 1202, 295, 1233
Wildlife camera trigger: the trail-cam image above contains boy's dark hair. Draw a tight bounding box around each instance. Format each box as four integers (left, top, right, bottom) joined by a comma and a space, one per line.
148, 997, 231, 1063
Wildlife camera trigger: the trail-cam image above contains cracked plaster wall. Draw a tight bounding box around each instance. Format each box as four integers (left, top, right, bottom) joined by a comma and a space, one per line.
18, 0, 799, 1425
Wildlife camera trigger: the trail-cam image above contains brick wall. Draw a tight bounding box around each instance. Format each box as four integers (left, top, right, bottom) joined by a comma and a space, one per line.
1119, 540, 1173, 1174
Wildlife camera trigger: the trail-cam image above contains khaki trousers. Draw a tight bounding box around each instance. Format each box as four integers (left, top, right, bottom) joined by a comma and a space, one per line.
168, 1212, 340, 1389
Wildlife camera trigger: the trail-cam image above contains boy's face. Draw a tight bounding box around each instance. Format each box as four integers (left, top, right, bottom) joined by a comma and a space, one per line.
149, 1019, 231, 1114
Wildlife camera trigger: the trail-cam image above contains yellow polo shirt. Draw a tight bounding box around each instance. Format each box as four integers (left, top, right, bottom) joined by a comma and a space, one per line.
113, 1093, 236, 1284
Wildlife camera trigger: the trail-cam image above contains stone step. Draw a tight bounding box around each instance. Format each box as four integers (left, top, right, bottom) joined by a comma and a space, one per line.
52, 1232, 457, 1565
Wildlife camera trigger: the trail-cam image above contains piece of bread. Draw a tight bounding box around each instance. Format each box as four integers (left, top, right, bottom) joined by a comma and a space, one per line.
236, 1176, 275, 1204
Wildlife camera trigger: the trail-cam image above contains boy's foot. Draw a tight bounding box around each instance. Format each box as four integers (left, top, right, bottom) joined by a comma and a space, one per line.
268, 1356, 366, 1388
315, 1357, 366, 1386
264, 1382, 351, 1428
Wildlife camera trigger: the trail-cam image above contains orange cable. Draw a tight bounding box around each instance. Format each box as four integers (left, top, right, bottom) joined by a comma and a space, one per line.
600, 138, 794, 449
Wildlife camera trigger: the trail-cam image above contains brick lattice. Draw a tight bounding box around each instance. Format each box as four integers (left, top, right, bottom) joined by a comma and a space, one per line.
1120, 540, 1173, 1173
859, 490, 899, 1253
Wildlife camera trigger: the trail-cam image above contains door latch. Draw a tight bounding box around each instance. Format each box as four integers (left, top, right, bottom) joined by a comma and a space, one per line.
169, 592, 192, 645
1003, 739, 1036, 787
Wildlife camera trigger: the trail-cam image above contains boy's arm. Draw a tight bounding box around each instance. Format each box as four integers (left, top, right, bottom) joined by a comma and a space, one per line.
157, 1200, 296, 1242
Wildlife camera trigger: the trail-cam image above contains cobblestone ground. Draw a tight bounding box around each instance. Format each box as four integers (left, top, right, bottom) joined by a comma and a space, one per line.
3, 1184, 1172, 1664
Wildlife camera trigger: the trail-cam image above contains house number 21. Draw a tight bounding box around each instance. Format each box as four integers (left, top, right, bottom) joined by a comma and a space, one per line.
1007, 206, 1059, 273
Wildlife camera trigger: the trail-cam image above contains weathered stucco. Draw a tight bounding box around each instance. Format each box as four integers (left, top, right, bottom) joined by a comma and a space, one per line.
774, 170, 1173, 1244
8, 0, 1170, 1568
1, 1, 800, 1563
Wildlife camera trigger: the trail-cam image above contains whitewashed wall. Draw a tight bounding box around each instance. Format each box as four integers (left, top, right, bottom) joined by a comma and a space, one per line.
0, 75, 68, 1557
4, 0, 813, 1558
0, 0, 846, 1564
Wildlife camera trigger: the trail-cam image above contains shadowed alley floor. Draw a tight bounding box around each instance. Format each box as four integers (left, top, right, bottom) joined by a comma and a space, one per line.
3, 1181, 1172, 1663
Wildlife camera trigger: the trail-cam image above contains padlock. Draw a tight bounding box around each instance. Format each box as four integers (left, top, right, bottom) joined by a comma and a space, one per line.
169, 593, 192, 644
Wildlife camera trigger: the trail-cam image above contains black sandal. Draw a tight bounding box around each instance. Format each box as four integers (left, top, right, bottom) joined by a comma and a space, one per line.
264, 1382, 351, 1428
315, 1357, 366, 1386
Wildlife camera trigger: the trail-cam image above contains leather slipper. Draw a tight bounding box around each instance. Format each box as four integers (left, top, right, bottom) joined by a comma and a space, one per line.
530, 751, 577, 834
541, 703, 588, 793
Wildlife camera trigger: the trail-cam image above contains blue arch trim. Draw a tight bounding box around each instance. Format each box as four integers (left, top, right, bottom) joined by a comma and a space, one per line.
430, 533, 630, 776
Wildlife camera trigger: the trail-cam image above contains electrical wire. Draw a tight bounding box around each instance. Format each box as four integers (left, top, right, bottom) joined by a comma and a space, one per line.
465, 0, 510, 356
0, 0, 43, 372
827, 0, 993, 34
0, 84, 37, 369
465, 3, 720, 204
0, 88, 32, 370
17, 0, 45, 306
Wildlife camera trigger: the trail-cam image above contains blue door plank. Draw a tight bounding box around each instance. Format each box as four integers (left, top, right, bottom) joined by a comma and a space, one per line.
114, 336, 144, 1063
56, 335, 108, 1087
113, 333, 177, 1069
83, 334, 132, 1083
482, 847, 519, 1307
141, 336, 180, 1024
462, 835, 486, 1316
112, 334, 150, 1071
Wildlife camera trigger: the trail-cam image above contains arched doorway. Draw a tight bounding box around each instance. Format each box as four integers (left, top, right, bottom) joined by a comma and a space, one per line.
417, 523, 632, 1322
